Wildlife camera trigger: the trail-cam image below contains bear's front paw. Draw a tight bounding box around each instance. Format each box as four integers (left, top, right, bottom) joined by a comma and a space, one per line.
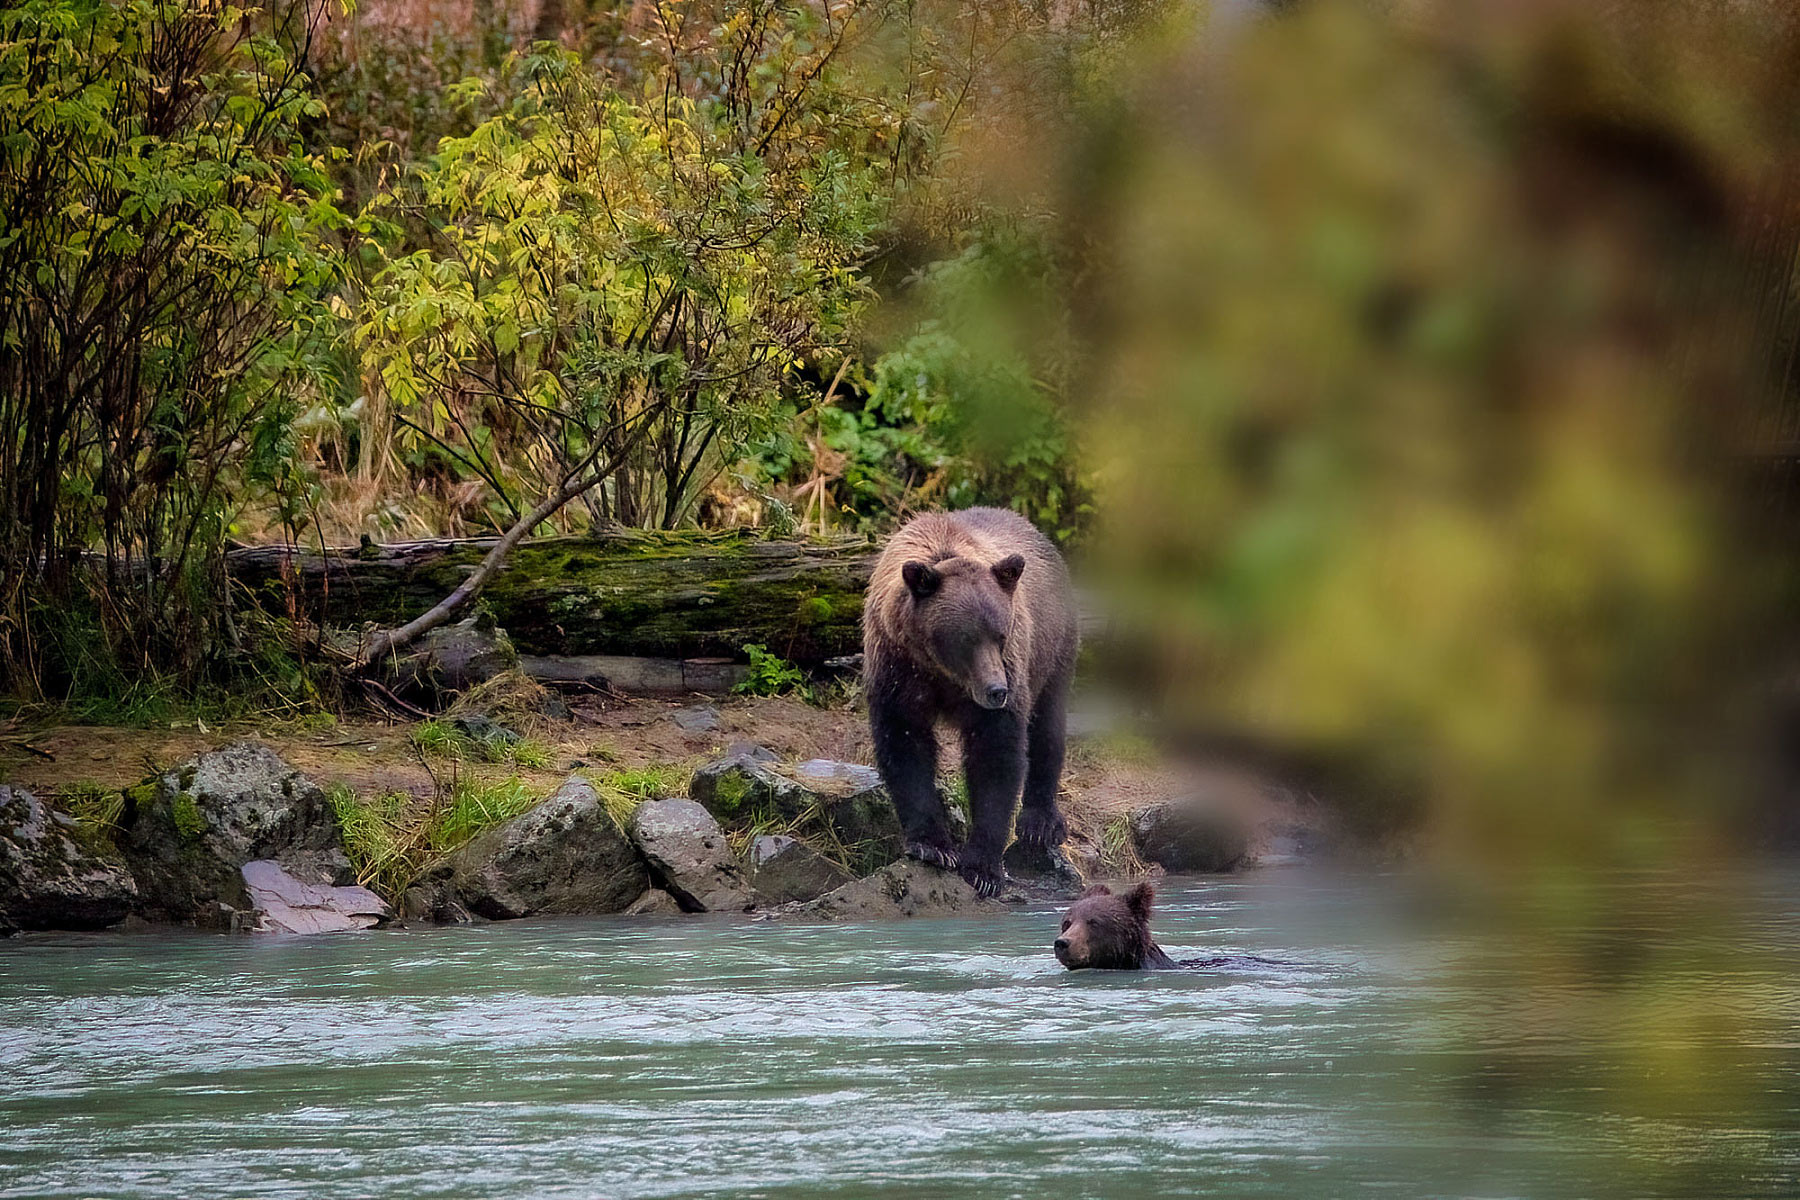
959, 859, 1006, 899
905, 840, 960, 871
1015, 805, 1068, 849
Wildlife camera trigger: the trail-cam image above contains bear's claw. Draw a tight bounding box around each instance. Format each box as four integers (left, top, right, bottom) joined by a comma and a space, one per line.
905, 840, 960, 871
959, 861, 1006, 898
1015, 806, 1068, 849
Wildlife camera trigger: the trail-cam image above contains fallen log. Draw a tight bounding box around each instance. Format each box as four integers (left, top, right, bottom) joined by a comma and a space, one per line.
227, 530, 876, 666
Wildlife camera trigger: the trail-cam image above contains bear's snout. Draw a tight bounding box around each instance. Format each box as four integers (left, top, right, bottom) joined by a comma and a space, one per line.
981, 683, 1010, 709
1054, 925, 1089, 968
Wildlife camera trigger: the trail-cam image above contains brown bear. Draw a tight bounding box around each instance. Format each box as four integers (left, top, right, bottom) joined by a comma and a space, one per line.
863, 506, 1079, 896
1053, 882, 1179, 970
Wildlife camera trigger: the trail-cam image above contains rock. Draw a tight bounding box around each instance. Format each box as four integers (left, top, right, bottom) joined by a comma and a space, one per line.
446, 777, 647, 919
747, 835, 853, 905
726, 740, 779, 763
689, 752, 902, 872
672, 704, 721, 733
452, 712, 521, 753
1003, 840, 1086, 895
771, 858, 1001, 921
626, 798, 753, 913
399, 881, 473, 925
389, 617, 519, 697
115, 742, 350, 924
792, 759, 883, 792
623, 887, 683, 916
241, 860, 388, 935
0, 786, 138, 932
1129, 798, 1251, 873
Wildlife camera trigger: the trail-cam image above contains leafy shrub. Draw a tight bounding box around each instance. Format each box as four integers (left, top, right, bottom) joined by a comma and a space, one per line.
0, 0, 345, 689
734, 644, 809, 699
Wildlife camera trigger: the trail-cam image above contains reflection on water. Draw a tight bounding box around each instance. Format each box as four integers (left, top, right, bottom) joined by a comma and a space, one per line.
1, 869, 1796, 1198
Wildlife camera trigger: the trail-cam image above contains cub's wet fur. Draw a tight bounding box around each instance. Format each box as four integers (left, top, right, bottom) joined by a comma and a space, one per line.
1054, 882, 1178, 970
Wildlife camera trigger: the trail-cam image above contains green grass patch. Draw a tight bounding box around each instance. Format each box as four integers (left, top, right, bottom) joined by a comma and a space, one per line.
328, 775, 548, 900
327, 784, 421, 899
58, 780, 123, 834
411, 719, 469, 757
601, 764, 687, 801
588, 763, 690, 829
506, 736, 553, 769
429, 776, 537, 852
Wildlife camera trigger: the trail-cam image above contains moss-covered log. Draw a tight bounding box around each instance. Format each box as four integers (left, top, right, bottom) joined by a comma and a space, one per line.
228, 531, 876, 665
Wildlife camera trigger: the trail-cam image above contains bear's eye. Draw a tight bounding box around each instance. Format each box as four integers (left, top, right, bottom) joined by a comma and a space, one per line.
1060, 918, 1071, 932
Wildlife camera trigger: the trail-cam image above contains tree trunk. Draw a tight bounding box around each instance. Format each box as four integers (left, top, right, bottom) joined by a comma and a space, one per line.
228, 530, 876, 666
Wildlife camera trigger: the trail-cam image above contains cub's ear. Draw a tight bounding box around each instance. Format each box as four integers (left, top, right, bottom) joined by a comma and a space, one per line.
902, 561, 941, 599
1078, 884, 1114, 899
1124, 881, 1156, 922
991, 554, 1026, 592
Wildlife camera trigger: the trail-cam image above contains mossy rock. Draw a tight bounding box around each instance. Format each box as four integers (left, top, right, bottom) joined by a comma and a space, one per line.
115, 742, 351, 924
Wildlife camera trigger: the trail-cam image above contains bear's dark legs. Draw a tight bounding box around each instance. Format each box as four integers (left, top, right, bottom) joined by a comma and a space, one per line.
870, 691, 958, 869
1016, 672, 1070, 849
959, 708, 1027, 897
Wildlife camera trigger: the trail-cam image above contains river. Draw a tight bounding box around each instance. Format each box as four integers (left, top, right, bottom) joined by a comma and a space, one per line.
2, 868, 1796, 1198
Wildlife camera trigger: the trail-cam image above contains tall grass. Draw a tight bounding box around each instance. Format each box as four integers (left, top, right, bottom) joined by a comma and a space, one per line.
328, 774, 545, 899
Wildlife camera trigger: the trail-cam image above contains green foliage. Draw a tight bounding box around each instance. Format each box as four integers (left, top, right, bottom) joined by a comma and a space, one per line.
0, 0, 346, 689
356, 35, 885, 533
864, 235, 1092, 540
745, 232, 1093, 541
430, 776, 538, 852
734, 643, 809, 699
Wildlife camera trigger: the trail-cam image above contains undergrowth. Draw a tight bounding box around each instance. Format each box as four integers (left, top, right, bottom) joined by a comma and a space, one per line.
733, 643, 813, 702
327, 774, 545, 900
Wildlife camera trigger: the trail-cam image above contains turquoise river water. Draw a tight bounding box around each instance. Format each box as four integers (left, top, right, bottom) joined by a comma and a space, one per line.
2, 869, 1797, 1198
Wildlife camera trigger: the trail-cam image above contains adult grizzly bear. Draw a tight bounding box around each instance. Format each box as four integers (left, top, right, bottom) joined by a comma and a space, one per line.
863, 507, 1079, 896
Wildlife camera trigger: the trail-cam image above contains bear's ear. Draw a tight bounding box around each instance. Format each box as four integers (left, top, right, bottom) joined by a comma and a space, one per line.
991, 554, 1026, 592
1124, 881, 1155, 922
1078, 884, 1113, 899
902, 561, 941, 599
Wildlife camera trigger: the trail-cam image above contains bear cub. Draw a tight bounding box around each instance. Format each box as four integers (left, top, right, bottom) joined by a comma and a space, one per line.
1053, 882, 1179, 971
863, 507, 1079, 897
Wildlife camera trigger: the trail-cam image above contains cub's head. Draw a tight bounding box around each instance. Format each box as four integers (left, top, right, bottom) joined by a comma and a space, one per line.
1054, 882, 1158, 970
900, 553, 1026, 710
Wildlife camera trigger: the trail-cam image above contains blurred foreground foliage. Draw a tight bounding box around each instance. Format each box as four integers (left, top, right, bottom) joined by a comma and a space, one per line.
1007, 0, 1800, 866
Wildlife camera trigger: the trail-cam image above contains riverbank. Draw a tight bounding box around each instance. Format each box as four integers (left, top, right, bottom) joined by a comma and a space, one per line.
1, 687, 1337, 936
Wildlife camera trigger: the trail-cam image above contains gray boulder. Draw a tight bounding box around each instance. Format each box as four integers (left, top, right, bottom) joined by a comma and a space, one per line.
399, 880, 474, 925
388, 616, 519, 696
748, 835, 853, 905
241, 860, 388, 935
116, 742, 350, 925
1129, 798, 1251, 873
771, 858, 1000, 921
0, 786, 138, 932
626, 798, 754, 913
446, 776, 647, 919
623, 886, 683, 916
689, 753, 902, 872
1003, 840, 1086, 895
